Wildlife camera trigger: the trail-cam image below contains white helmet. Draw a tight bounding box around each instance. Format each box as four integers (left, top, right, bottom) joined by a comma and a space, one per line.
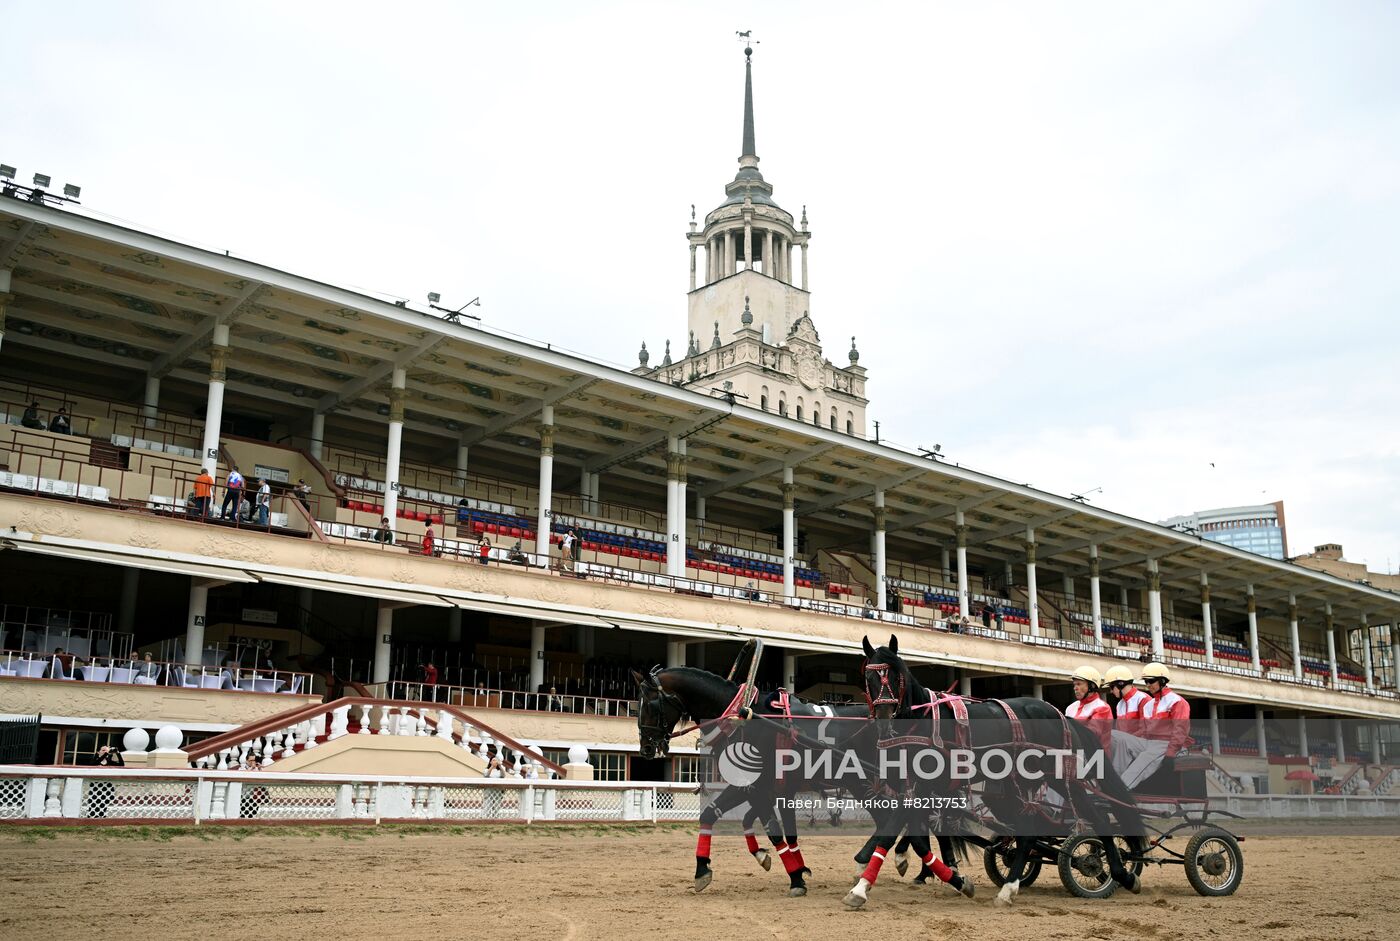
1102, 664, 1136, 686
1141, 662, 1171, 685
1071, 665, 1102, 688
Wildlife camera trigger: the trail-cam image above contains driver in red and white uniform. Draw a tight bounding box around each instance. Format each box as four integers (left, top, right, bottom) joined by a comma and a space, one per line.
1065, 665, 1113, 754
1115, 662, 1191, 790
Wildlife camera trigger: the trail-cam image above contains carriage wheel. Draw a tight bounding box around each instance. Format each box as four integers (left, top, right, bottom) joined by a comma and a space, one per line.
982, 841, 1042, 888
1056, 833, 1118, 899
1115, 836, 1145, 880
1184, 827, 1244, 897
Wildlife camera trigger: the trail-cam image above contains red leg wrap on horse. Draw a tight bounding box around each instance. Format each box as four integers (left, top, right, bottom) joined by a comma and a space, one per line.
791, 848, 807, 872
744, 830, 760, 854
922, 851, 954, 883
861, 847, 888, 885
696, 827, 712, 858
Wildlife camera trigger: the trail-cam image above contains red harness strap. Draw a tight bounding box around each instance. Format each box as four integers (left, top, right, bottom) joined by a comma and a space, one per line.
993, 698, 1026, 745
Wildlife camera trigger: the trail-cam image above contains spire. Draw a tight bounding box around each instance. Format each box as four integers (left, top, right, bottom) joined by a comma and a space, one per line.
740, 44, 757, 164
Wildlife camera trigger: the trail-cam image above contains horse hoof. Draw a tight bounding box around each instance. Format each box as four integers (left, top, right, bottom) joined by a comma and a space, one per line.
896, 855, 910, 877
993, 894, 1011, 909
955, 876, 975, 899
789, 885, 807, 898
756, 850, 772, 871
1123, 873, 1141, 895
694, 872, 713, 893
842, 890, 867, 910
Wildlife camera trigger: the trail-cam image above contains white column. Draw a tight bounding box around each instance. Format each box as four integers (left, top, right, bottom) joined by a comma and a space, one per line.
0, 270, 11, 354
666, 640, 685, 669
185, 581, 209, 667
689, 242, 697, 291
1208, 702, 1222, 756
536, 404, 555, 559
1032, 683, 1044, 700
447, 607, 462, 644
676, 440, 688, 575
199, 323, 230, 474
373, 603, 394, 684
781, 466, 795, 600
309, 411, 325, 461
744, 221, 753, 270
1062, 573, 1074, 598
695, 494, 707, 535
1297, 713, 1309, 758
800, 242, 808, 290
955, 511, 969, 619
959, 674, 972, 697
1372, 725, 1382, 764
1256, 706, 1268, 759
1004, 560, 1014, 590
117, 567, 139, 635
1288, 593, 1303, 680
1119, 585, 1129, 609
1246, 584, 1261, 672
1334, 718, 1346, 764
940, 547, 951, 585
529, 623, 545, 692
1361, 614, 1375, 692
1089, 547, 1103, 647
1392, 626, 1400, 693
381, 367, 407, 526
1200, 572, 1214, 666
1147, 559, 1163, 660
665, 436, 682, 577
1325, 605, 1338, 685
1025, 528, 1039, 636
142, 375, 161, 426
783, 651, 797, 693
455, 443, 469, 482
873, 491, 887, 612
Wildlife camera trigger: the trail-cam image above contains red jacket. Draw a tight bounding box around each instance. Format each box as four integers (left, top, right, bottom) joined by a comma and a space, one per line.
1066, 691, 1113, 753
1114, 688, 1150, 737
1141, 687, 1191, 756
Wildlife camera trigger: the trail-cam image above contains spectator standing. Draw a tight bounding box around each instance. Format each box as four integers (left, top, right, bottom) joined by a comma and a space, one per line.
220, 465, 245, 521
256, 478, 271, 526
87, 745, 124, 818
422, 662, 439, 702
477, 535, 492, 565
193, 467, 214, 518
561, 527, 577, 572
294, 478, 312, 510
49, 407, 71, 435
980, 605, 992, 628
421, 523, 436, 557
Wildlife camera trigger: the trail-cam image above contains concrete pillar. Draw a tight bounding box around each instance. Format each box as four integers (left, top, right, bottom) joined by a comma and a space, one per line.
297, 586, 313, 619
381, 367, 407, 526
1208, 701, 1222, 756
529, 623, 545, 692
1004, 560, 1014, 591
695, 494, 707, 532
447, 607, 462, 644
800, 242, 808, 290
959, 673, 972, 698
786, 239, 793, 285
373, 603, 393, 684
781, 467, 796, 600
783, 651, 797, 693
1297, 713, 1309, 758
1392, 627, 1400, 693
198, 323, 230, 474
1256, 706, 1268, 759
1361, 614, 1375, 692
1200, 573, 1214, 666
940, 547, 951, 585
764, 228, 774, 277
1025, 529, 1039, 636
665, 436, 682, 577
1288, 593, 1303, 681
184, 581, 209, 667
676, 441, 688, 575
117, 567, 139, 636
666, 640, 685, 670
1062, 573, 1074, 598
689, 242, 697, 291
0, 270, 11, 354
955, 511, 969, 619
744, 221, 753, 270
536, 404, 555, 559
1032, 683, 1044, 701
142, 375, 161, 426
1325, 605, 1338, 684
309, 411, 325, 461
1146, 559, 1163, 660
1246, 584, 1261, 672
873, 491, 887, 612
1118, 585, 1129, 609
455, 442, 469, 482
1089, 548, 1103, 647
1334, 718, 1346, 764
1372, 725, 1382, 764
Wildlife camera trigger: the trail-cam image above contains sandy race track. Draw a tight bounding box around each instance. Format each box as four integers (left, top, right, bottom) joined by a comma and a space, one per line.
2, 825, 1396, 941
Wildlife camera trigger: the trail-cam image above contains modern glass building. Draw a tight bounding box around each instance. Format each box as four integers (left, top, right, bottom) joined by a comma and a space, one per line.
1159, 501, 1289, 560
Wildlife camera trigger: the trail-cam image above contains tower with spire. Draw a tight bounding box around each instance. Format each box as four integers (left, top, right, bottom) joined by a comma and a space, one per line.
634, 40, 868, 436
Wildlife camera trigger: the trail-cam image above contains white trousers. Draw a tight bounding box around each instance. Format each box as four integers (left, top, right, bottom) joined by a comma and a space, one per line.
1112, 730, 1168, 790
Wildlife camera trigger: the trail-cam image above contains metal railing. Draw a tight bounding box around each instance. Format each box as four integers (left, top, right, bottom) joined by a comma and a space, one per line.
0, 605, 128, 660
0, 647, 315, 694
369, 681, 639, 718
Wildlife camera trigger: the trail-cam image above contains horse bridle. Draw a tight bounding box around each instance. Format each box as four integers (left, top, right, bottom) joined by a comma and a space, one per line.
862, 660, 905, 711
637, 668, 687, 748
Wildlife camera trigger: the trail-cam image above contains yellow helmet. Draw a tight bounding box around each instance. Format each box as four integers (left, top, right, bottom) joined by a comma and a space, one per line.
1102, 664, 1136, 686
1141, 662, 1171, 684
1071, 665, 1102, 688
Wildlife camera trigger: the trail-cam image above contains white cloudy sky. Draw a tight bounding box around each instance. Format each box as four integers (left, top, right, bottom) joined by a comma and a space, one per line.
4, 2, 1397, 570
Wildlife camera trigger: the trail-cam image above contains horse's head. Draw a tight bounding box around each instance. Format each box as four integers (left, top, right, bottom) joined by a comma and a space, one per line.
861, 634, 910, 735
632, 666, 685, 759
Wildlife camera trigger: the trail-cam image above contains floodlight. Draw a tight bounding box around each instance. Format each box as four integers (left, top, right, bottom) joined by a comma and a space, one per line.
428, 292, 441, 304
0, 166, 14, 180
32, 173, 50, 188
63, 183, 80, 199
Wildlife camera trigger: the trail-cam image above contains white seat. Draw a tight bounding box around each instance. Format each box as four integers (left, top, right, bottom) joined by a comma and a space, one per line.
133, 675, 157, 686
108, 667, 136, 684
0, 668, 14, 677
199, 673, 223, 689
237, 676, 258, 691
81, 665, 111, 682
16, 660, 47, 678
285, 676, 302, 694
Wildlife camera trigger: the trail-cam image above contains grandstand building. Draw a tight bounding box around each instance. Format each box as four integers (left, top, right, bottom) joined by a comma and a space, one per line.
1, 47, 1399, 786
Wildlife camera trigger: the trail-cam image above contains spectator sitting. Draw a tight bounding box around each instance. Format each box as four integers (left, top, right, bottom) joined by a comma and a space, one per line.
745, 580, 761, 602
507, 540, 528, 564
374, 517, 394, 544
862, 598, 876, 620
20, 401, 44, 430
184, 491, 199, 515
49, 407, 71, 435
52, 646, 73, 672
547, 685, 564, 712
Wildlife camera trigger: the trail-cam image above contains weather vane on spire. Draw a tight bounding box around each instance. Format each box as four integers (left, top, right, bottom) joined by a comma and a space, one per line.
736, 29, 758, 56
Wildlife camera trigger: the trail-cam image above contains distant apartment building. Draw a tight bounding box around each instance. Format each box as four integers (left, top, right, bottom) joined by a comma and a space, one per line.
1159, 501, 1288, 560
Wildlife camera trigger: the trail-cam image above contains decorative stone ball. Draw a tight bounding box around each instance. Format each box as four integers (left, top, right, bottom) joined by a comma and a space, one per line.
567, 744, 589, 765
122, 727, 150, 753
154, 726, 184, 751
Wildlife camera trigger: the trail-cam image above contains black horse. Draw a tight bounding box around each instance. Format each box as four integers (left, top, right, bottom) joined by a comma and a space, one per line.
635, 665, 903, 897
847, 635, 1144, 909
